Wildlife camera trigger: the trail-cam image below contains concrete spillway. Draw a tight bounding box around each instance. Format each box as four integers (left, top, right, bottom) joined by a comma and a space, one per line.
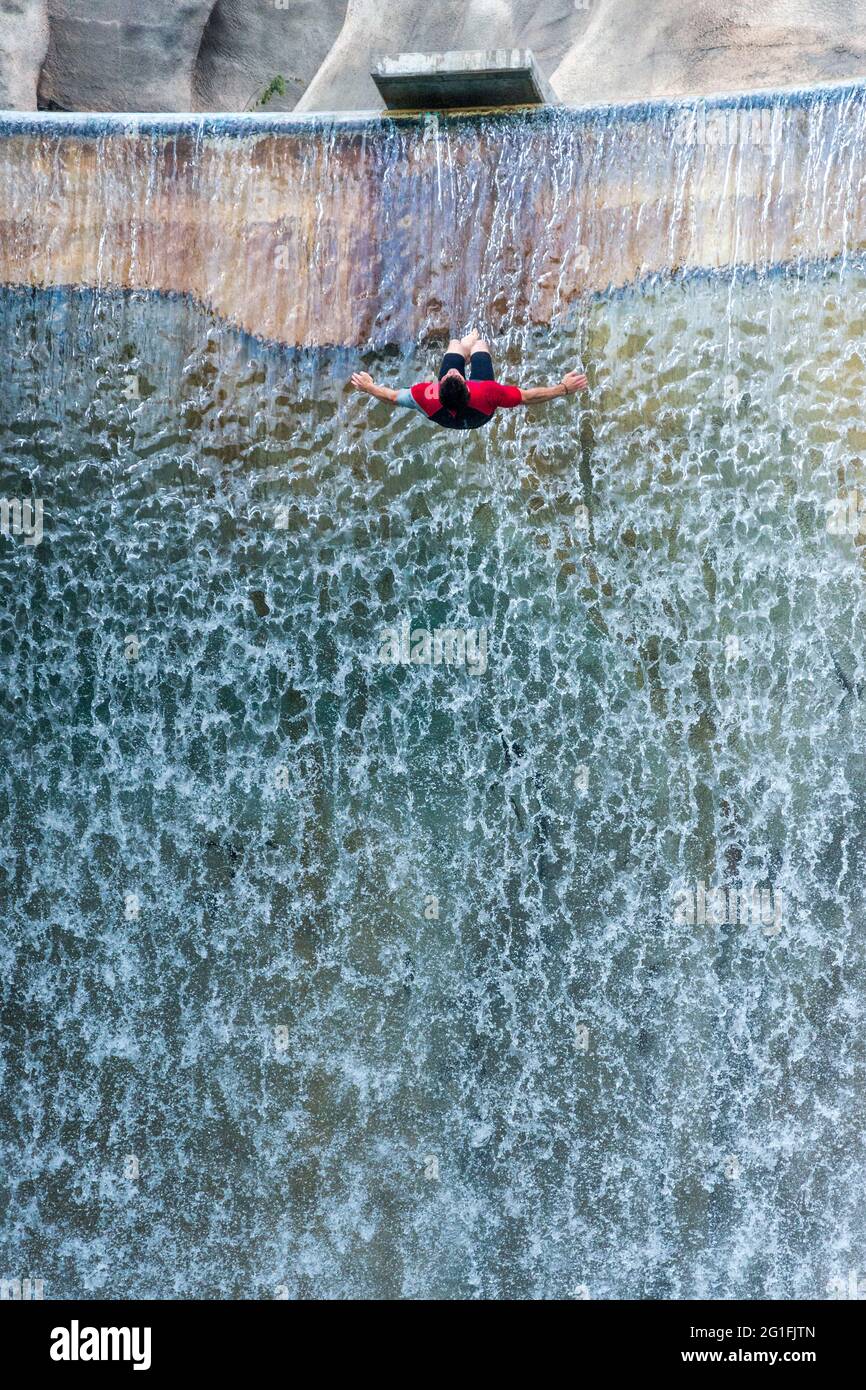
1, 83, 866, 347
2, 82, 866, 1300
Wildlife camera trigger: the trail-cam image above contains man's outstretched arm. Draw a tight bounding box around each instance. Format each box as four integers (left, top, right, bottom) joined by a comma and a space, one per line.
517, 369, 588, 405
351, 371, 400, 404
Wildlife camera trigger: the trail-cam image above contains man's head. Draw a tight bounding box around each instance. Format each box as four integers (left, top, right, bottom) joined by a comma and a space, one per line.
439, 367, 470, 414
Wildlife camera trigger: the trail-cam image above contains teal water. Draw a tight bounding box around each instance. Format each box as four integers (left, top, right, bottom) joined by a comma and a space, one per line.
1, 265, 866, 1298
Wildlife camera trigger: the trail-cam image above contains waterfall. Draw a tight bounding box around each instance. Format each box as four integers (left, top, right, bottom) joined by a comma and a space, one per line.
2, 84, 866, 1299
2, 85, 866, 346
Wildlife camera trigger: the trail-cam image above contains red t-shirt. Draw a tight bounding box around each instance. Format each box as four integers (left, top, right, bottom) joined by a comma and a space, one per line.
410, 379, 523, 431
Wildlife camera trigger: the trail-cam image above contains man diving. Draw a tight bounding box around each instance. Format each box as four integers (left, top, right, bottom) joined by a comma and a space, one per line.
351, 330, 588, 431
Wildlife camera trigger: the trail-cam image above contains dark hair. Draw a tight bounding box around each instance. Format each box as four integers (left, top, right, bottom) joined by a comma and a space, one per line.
440, 373, 470, 414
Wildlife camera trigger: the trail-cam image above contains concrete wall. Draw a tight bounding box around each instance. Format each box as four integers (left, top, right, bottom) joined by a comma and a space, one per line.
1, 2, 866, 114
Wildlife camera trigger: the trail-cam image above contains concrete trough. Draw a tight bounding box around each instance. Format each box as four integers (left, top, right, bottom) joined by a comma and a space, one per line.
371, 49, 557, 112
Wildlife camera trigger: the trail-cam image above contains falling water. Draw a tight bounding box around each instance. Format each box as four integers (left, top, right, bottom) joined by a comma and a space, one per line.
2, 86, 866, 1299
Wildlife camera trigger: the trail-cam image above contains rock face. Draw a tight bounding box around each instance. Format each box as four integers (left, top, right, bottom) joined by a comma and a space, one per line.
551, 0, 866, 106
0, 1, 49, 109
0, 0, 866, 113
193, 0, 348, 113
38, 1, 217, 112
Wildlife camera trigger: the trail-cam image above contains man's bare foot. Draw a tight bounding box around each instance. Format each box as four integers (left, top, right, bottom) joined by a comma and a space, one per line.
460, 330, 480, 357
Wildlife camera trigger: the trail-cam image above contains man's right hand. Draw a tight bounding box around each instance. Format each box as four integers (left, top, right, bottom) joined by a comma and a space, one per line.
562, 370, 588, 395
351, 371, 376, 393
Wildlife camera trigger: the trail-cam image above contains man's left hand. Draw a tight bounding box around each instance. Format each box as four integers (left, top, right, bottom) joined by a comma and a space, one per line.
562, 370, 588, 394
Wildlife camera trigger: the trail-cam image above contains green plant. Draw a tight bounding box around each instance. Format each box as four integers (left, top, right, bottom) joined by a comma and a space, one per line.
245, 75, 288, 112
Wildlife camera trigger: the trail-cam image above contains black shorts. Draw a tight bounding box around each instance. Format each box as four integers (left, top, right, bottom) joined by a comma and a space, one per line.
438, 349, 494, 382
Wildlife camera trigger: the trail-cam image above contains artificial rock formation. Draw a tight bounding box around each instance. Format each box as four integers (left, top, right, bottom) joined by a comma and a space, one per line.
1, 2, 866, 114
296, 0, 590, 112
193, 0, 349, 113
551, 0, 866, 107
37, 1, 217, 112
0, 0, 49, 109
